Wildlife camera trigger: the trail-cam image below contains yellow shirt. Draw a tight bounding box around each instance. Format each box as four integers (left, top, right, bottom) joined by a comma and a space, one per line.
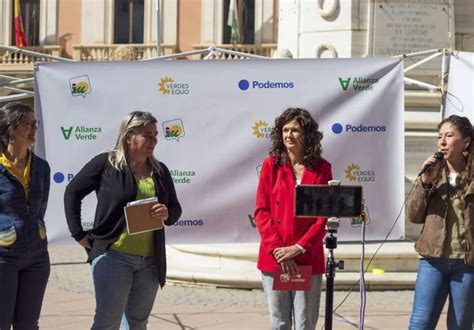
111, 177, 156, 256
0, 152, 32, 197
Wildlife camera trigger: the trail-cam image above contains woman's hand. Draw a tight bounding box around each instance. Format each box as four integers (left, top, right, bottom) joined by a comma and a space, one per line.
280, 259, 298, 276
273, 245, 301, 263
420, 154, 442, 185
78, 233, 92, 249
150, 203, 169, 222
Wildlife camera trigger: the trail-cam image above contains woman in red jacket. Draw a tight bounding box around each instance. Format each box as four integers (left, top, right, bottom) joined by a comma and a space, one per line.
255, 107, 332, 329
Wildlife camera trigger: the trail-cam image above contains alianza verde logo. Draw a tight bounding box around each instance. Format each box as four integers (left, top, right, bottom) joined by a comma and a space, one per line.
252, 120, 272, 139
345, 164, 376, 182
158, 76, 190, 95
338, 76, 379, 92
170, 169, 196, 184
163, 119, 185, 141
248, 214, 256, 228
69, 75, 92, 97
60, 126, 102, 141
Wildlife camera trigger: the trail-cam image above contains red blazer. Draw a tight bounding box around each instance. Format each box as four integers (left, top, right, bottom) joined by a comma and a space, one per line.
255, 156, 332, 274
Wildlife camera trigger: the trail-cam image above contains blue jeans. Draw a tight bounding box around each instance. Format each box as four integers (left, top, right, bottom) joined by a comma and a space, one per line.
262, 272, 322, 330
91, 250, 160, 330
0, 251, 50, 329
409, 258, 474, 330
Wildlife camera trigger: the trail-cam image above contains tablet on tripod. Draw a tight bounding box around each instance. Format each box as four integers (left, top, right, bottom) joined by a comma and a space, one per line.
294, 184, 363, 218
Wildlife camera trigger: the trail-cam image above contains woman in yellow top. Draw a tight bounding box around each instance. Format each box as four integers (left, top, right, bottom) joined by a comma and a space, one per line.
0, 108, 7, 151
64, 111, 182, 329
0, 102, 51, 329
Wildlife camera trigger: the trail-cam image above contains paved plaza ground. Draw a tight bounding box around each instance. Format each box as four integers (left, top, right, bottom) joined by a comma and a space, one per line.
39, 246, 447, 329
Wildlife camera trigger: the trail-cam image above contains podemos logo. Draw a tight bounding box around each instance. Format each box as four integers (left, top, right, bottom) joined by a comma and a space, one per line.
345, 164, 376, 182
331, 123, 386, 134
69, 75, 92, 98
238, 79, 294, 91
61, 126, 102, 141
338, 77, 379, 92
158, 76, 190, 95
173, 219, 204, 227
53, 172, 74, 184
162, 119, 185, 141
252, 120, 272, 139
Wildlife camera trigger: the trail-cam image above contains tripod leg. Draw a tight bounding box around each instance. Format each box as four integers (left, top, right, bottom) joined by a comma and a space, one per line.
325, 276, 334, 330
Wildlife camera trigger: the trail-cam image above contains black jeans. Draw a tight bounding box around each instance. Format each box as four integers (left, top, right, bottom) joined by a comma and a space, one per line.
0, 250, 50, 329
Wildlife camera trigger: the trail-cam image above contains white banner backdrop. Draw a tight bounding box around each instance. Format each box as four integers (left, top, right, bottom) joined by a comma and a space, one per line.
445, 51, 474, 120
34, 58, 404, 245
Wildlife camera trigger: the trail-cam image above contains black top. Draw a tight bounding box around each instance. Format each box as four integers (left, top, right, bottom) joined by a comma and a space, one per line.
64, 153, 181, 287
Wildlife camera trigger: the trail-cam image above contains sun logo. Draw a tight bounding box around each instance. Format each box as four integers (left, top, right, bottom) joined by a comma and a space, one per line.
345, 164, 360, 182
252, 120, 269, 138
75, 81, 89, 94
158, 77, 174, 94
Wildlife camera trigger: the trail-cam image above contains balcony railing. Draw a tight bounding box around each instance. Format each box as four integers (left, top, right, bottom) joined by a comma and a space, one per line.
192, 44, 277, 59
72, 44, 178, 61
0, 46, 62, 72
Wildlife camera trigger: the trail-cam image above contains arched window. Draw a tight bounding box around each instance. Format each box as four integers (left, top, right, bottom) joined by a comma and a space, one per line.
114, 0, 144, 44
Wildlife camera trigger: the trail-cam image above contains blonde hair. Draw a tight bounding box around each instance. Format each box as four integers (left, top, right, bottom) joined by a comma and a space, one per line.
108, 111, 161, 172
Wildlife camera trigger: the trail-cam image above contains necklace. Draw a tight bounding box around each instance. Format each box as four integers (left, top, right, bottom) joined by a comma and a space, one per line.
130, 161, 151, 180
292, 162, 304, 181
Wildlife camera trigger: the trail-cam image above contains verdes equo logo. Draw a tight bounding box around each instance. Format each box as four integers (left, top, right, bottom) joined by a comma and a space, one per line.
338, 77, 379, 92
162, 119, 185, 141
345, 164, 376, 182
238, 79, 294, 91
69, 75, 92, 98
331, 123, 386, 134
158, 76, 190, 95
252, 120, 272, 139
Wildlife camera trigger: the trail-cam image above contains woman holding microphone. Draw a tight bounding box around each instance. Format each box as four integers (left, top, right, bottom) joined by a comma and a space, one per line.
408, 115, 474, 330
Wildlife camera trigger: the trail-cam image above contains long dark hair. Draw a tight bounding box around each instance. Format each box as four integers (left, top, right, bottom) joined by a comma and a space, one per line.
438, 115, 473, 151
270, 107, 323, 170
436, 115, 473, 189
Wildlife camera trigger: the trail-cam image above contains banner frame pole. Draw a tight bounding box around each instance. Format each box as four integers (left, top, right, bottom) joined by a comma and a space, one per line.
440, 48, 451, 118
403, 51, 443, 73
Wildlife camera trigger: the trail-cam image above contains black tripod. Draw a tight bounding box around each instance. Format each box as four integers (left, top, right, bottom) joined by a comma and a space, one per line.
324, 217, 345, 330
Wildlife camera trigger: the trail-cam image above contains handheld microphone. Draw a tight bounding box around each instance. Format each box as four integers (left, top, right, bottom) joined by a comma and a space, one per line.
418, 151, 444, 176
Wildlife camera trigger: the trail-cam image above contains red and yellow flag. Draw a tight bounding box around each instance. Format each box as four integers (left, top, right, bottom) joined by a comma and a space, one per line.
14, 0, 28, 47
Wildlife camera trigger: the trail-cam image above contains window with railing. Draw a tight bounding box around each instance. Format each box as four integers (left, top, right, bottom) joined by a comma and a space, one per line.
114, 0, 144, 44
223, 0, 255, 44
11, 0, 40, 46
